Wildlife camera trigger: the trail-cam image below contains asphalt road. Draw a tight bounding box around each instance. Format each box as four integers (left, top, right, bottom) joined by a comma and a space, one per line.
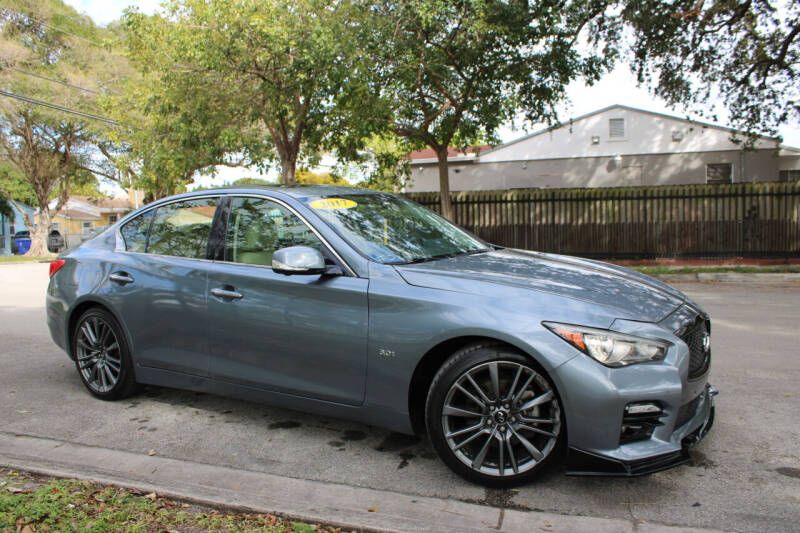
1, 262, 798, 533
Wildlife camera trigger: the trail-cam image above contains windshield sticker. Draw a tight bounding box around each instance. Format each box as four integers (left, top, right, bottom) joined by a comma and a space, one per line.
310, 198, 357, 210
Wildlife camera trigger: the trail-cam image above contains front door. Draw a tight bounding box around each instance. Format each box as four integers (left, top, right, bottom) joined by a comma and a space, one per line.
206, 195, 368, 405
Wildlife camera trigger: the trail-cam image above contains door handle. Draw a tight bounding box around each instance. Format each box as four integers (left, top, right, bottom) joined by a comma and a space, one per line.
109, 272, 134, 284
211, 287, 243, 300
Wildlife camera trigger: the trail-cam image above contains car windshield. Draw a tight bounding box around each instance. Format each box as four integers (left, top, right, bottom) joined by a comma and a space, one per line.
302, 193, 490, 264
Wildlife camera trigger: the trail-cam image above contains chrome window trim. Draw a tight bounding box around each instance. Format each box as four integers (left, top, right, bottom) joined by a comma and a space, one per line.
114, 192, 358, 277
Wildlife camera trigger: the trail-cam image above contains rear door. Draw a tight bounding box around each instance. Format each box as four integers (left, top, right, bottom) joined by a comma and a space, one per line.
205, 195, 369, 405
106, 196, 221, 376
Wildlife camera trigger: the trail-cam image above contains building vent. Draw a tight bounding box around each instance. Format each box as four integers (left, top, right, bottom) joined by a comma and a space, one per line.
672, 130, 684, 142
591, 135, 600, 144
706, 163, 733, 184
609, 118, 625, 138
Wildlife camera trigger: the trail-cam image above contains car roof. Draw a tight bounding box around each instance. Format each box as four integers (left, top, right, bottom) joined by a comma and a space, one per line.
197, 184, 385, 199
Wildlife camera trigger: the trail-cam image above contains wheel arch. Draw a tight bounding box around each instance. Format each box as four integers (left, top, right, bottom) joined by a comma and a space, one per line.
407, 334, 553, 436
66, 298, 133, 363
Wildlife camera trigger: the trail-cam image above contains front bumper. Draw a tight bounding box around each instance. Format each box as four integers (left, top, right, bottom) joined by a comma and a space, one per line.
565, 384, 717, 476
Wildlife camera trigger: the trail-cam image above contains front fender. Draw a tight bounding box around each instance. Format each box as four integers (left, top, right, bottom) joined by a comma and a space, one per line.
363, 263, 619, 427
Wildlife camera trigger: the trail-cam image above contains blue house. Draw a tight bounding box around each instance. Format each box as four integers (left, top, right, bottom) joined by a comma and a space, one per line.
0, 201, 34, 255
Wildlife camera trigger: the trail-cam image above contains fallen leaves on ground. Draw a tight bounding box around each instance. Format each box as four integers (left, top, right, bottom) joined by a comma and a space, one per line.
0, 467, 352, 532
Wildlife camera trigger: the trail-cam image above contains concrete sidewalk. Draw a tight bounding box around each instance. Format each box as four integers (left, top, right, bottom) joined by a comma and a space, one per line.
0, 432, 729, 533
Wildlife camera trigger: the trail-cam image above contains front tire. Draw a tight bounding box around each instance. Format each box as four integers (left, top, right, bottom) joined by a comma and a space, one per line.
425, 343, 564, 487
72, 308, 139, 400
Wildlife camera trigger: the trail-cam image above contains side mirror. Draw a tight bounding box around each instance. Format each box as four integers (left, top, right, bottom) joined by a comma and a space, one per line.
272, 246, 327, 276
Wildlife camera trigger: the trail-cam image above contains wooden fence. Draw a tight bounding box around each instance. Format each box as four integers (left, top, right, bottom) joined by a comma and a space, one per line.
405, 182, 800, 258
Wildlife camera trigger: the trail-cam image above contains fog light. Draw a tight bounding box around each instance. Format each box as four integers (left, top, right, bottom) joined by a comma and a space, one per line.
621, 402, 664, 444
625, 402, 662, 416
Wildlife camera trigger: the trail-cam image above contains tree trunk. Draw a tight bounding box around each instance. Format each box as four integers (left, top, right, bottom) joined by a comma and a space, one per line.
281, 157, 297, 185
28, 207, 52, 257
436, 148, 453, 220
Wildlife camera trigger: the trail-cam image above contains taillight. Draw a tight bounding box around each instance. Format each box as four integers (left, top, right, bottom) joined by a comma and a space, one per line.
49, 259, 66, 278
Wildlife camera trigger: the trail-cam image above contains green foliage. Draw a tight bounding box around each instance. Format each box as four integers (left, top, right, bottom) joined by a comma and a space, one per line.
0, 161, 35, 205
353, 134, 412, 192
609, 0, 800, 141
295, 169, 344, 185
361, 0, 613, 217
0, 0, 115, 252
122, 0, 370, 185
0, 195, 11, 219
0, 469, 323, 532
227, 177, 276, 187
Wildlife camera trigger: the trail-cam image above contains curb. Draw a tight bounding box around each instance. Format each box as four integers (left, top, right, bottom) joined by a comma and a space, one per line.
653, 272, 800, 283
0, 432, 731, 533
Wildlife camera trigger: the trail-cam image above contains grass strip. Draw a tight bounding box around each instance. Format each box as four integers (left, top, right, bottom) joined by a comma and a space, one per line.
631, 265, 800, 275
1, 468, 346, 533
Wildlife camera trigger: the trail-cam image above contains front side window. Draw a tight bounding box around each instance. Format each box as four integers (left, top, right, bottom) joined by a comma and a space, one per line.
119, 210, 155, 253
147, 198, 219, 259
302, 193, 488, 264
225, 197, 322, 266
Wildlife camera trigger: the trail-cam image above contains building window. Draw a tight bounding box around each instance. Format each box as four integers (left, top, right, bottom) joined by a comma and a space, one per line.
108, 214, 118, 224
609, 118, 625, 138
706, 163, 733, 184
81, 221, 94, 235
779, 170, 800, 182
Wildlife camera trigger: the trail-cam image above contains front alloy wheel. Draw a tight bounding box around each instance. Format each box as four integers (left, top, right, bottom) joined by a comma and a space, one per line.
427, 345, 563, 486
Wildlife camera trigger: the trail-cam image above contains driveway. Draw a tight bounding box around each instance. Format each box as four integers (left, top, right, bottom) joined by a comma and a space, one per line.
0, 262, 798, 532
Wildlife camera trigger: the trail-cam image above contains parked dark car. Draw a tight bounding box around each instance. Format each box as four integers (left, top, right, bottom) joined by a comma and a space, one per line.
46, 186, 715, 486
48, 230, 64, 252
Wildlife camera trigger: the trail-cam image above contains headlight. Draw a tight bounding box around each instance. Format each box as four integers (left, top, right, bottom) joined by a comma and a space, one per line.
543, 322, 668, 367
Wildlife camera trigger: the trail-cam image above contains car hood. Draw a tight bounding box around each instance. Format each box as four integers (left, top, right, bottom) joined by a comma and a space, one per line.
394, 249, 693, 323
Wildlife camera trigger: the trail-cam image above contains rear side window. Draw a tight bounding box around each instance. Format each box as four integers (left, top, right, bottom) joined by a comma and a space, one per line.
147, 198, 219, 259
225, 197, 322, 266
120, 210, 155, 253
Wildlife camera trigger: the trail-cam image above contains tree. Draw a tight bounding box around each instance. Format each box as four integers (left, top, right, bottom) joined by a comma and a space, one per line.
93, 22, 264, 202
295, 169, 345, 185
0, 161, 35, 206
613, 0, 799, 141
0, 0, 115, 255
352, 134, 412, 192
0, 193, 12, 220
123, 0, 370, 186
363, 0, 610, 219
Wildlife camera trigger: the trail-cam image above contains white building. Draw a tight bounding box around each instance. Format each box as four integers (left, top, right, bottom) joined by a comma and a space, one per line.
405, 104, 800, 192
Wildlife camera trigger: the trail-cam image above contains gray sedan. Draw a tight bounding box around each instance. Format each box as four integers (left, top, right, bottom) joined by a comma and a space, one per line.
46, 185, 715, 486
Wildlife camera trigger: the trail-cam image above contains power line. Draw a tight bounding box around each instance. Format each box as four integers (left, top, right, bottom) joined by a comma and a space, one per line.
4, 65, 103, 95
0, 89, 120, 126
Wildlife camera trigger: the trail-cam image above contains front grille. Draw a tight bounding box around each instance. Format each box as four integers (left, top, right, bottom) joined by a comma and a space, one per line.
675, 394, 702, 428
678, 317, 711, 379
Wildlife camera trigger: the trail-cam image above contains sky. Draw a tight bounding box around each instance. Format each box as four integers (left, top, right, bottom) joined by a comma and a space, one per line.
64, 0, 800, 190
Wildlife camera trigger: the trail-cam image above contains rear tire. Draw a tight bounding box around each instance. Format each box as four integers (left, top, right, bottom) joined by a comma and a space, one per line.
425, 343, 564, 487
72, 307, 140, 400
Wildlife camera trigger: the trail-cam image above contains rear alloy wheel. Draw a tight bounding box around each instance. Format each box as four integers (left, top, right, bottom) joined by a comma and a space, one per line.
73, 308, 139, 400
426, 345, 563, 486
